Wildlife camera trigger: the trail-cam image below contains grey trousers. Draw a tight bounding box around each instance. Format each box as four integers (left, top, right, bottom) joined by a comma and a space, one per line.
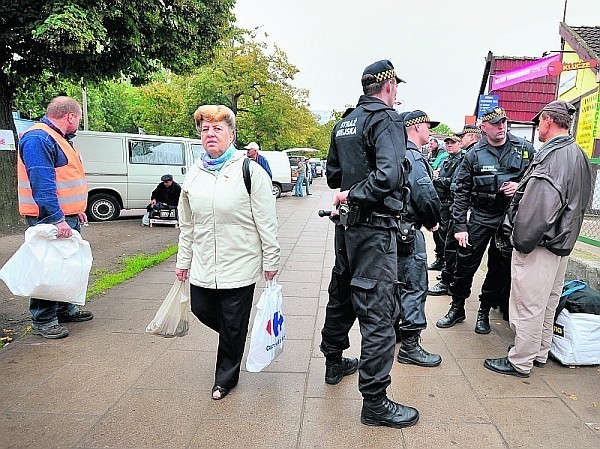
508, 246, 568, 373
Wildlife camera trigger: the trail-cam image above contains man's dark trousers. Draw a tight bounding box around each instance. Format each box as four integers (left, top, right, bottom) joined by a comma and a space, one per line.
321, 222, 398, 399
449, 220, 511, 312
440, 219, 459, 286
395, 230, 427, 332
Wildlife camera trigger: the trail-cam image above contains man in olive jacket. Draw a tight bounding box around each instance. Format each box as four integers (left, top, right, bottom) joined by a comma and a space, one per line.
484, 100, 591, 378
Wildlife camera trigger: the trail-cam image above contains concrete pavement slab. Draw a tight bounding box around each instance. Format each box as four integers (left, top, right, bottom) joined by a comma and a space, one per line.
1, 178, 599, 448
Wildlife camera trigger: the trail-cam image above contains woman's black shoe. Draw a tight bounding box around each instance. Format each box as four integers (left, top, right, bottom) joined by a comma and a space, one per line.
211, 385, 230, 400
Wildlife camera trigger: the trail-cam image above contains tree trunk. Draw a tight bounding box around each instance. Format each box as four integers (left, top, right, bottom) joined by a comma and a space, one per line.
0, 73, 25, 235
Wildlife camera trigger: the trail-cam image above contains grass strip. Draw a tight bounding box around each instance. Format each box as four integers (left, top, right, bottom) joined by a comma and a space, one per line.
86, 245, 178, 299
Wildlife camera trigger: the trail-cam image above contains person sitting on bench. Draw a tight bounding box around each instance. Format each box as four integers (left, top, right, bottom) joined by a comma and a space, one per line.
147, 174, 181, 214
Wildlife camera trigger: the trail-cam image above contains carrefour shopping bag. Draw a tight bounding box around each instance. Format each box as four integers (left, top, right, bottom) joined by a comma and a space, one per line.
246, 280, 286, 372
146, 280, 190, 337
0, 224, 92, 306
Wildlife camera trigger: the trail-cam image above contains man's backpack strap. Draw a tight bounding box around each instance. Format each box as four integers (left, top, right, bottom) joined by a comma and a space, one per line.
243, 158, 251, 195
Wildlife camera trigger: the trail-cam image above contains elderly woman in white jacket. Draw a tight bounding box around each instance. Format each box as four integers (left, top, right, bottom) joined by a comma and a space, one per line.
175, 105, 280, 400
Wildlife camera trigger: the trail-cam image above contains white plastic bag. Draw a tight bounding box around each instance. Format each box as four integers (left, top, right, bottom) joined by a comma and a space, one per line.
146, 280, 190, 337
246, 280, 285, 372
0, 224, 92, 305
141, 212, 150, 226
550, 309, 600, 365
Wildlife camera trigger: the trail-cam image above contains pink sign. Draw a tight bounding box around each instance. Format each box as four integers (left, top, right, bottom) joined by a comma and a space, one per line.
491, 54, 560, 91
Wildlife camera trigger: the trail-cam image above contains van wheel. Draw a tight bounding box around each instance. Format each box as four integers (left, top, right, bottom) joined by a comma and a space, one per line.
88, 193, 121, 222
272, 183, 282, 198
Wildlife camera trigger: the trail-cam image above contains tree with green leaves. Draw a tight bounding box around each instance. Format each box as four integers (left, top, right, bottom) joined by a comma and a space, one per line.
431, 123, 453, 135
0, 0, 234, 231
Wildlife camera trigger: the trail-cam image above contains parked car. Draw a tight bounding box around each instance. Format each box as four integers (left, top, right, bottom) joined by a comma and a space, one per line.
74, 130, 203, 221
259, 151, 294, 197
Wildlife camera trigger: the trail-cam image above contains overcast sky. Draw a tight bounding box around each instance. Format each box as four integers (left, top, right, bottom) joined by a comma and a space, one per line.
233, 0, 600, 130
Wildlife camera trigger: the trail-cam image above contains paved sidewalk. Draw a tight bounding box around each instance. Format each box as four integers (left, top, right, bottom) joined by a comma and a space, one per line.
1, 178, 599, 448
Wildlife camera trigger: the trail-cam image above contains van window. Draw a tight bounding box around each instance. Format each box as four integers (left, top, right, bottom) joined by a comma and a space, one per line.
191, 144, 204, 162
129, 140, 185, 165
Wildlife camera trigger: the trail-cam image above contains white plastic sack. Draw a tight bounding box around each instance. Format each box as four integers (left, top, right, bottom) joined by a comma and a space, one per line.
0, 224, 92, 306
146, 280, 190, 337
246, 280, 285, 372
142, 212, 150, 226
550, 309, 600, 365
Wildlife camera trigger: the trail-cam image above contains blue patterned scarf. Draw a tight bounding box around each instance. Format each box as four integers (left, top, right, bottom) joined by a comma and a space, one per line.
201, 145, 236, 172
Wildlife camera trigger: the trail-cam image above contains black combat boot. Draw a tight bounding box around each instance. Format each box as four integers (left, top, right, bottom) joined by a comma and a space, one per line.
361, 396, 419, 429
427, 281, 449, 296
427, 257, 445, 271
435, 299, 466, 328
397, 332, 442, 367
475, 306, 491, 334
325, 357, 359, 385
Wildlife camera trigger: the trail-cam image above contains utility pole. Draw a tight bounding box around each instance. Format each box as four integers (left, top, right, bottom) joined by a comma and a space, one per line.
82, 86, 89, 131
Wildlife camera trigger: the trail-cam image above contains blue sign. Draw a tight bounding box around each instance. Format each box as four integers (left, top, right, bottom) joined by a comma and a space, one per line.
478, 95, 499, 118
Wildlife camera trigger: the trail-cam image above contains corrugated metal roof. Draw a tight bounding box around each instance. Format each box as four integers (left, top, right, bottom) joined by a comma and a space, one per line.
488, 57, 559, 122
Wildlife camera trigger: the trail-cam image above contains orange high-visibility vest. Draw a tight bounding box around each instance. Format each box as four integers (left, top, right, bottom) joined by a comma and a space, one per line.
17, 123, 88, 216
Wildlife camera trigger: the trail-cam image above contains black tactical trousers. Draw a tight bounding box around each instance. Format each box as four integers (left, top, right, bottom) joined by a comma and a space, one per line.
394, 230, 428, 332
440, 218, 459, 286
449, 219, 511, 311
320, 223, 398, 400
433, 201, 452, 260
432, 230, 445, 260
437, 202, 452, 245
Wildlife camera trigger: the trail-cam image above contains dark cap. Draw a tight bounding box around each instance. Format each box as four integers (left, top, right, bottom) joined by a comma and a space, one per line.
531, 100, 577, 125
455, 124, 482, 137
362, 60, 406, 86
397, 111, 410, 122
161, 174, 173, 182
444, 133, 461, 143
403, 110, 440, 128
481, 107, 508, 124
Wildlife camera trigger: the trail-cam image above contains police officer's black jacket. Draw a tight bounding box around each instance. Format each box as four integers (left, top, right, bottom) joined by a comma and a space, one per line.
452, 132, 534, 232
433, 150, 465, 202
327, 95, 406, 215
404, 142, 441, 229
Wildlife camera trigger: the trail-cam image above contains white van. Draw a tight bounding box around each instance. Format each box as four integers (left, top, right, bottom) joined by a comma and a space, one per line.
259, 151, 294, 197
74, 131, 203, 221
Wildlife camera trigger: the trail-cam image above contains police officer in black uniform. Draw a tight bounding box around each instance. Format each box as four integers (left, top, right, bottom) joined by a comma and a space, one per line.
436, 107, 534, 333
393, 110, 442, 368
320, 60, 419, 429
428, 126, 481, 296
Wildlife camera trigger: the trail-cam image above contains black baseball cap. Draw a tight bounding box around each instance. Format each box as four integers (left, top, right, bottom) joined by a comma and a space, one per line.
362, 60, 406, 86
403, 110, 440, 128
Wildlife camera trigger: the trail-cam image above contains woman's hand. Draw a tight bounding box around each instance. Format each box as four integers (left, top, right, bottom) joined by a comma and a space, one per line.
175, 268, 189, 281
264, 270, 278, 281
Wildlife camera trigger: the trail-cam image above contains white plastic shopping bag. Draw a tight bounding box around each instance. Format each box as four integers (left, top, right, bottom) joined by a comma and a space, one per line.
246, 280, 285, 372
550, 309, 600, 365
0, 224, 92, 305
146, 279, 190, 337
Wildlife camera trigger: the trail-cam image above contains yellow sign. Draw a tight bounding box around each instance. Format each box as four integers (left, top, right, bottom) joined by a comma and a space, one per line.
576, 91, 598, 158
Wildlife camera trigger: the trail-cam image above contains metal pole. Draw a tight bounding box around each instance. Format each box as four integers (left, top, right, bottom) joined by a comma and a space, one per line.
82, 86, 89, 131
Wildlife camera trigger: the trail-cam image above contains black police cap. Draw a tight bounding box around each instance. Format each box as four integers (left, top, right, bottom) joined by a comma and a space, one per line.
362, 60, 406, 86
